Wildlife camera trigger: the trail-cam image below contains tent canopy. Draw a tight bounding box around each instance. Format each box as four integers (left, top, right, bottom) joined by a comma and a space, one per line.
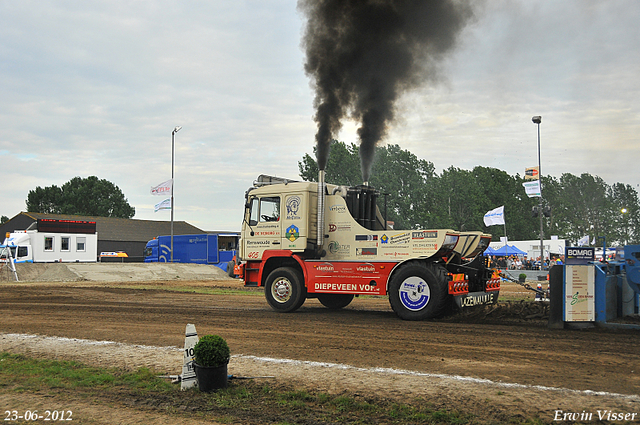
482, 246, 496, 256
488, 245, 527, 256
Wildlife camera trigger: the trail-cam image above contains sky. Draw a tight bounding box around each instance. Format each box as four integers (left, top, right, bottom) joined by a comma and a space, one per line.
1, 1, 639, 232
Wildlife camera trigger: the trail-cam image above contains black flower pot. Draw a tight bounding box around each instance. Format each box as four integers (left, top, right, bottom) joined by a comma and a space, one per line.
193, 362, 228, 392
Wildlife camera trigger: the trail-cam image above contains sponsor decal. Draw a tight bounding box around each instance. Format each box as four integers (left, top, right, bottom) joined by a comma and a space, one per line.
399, 277, 430, 311
356, 263, 376, 273
383, 251, 411, 257
329, 223, 351, 232
328, 241, 350, 255
412, 231, 437, 239
246, 240, 271, 246
381, 234, 389, 244
388, 233, 410, 245
315, 262, 335, 273
187, 236, 207, 243
254, 231, 279, 236
355, 234, 378, 241
259, 223, 280, 229
314, 283, 358, 291
314, 282, 380, 293
329, 204, 347, 213
286, 195, 301, 220
285, 224, 299, 242
565, 247, 595, 265
413, 242, 437, 248
356, 247, 377, 256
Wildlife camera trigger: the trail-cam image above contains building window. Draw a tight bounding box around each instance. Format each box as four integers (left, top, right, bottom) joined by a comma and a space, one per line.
77, 237, 86, 252
61, 237, 70, 251
44, 237, 54, 251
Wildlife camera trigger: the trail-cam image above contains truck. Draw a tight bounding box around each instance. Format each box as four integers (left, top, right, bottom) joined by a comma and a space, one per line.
235, 174, 500, 320
1, 219, 98, 263
143, 233, 239, 273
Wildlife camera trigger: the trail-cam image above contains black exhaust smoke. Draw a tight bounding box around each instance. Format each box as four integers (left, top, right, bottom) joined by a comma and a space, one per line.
299, 0, 475, 181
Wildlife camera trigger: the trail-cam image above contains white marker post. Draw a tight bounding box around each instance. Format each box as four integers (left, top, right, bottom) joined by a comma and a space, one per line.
181, 323, 199, 390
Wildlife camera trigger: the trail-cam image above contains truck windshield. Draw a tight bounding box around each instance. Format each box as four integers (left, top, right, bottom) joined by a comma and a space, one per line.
0, 247, 17, 259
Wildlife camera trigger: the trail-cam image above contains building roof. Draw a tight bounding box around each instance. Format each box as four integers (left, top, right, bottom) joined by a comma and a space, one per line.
2, 212, 205, 243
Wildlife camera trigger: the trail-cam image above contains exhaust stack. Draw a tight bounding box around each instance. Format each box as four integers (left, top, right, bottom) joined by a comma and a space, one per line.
317, 170, 326, 252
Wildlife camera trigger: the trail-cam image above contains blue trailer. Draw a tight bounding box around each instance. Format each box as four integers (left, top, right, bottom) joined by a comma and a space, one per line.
143, 233, 239, 273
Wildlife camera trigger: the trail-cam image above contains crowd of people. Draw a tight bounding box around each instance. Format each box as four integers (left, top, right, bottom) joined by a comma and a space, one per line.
488, 255, 564, 270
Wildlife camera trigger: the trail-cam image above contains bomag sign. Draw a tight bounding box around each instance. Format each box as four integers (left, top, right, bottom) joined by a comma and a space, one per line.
566, 247, 595, 265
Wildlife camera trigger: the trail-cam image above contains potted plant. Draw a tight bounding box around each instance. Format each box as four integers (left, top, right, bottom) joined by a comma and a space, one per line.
193, 334, 230, 392
518, 273, 527, 283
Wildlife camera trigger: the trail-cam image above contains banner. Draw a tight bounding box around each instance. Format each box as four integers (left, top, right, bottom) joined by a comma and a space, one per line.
151, 179, 173, 196
154, 198, 171, 212
577, 235, 590, 246
483, 206, 505, 226
524, 166, 539, 181
523, 180, 541, 197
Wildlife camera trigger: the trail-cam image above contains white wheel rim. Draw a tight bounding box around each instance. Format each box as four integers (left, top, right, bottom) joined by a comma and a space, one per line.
272, 277, 292, 303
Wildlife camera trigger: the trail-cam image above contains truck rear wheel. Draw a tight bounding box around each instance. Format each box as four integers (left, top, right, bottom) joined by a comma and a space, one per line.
227, 259, 235, 277
264, 267, 306, 312
388, 263, 449, 320
317, 294, 354, 310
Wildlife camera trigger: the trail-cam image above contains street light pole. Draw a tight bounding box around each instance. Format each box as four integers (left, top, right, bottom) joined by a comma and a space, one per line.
171, 126, 182, 262
532, 116, 543, 270
621, 208, 628, 246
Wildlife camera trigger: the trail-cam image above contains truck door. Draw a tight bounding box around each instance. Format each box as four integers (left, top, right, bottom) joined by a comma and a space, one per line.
244, 195, 282, 259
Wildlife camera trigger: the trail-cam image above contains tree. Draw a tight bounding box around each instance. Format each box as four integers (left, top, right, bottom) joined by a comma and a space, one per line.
299, 144, 640, 244
1, 215, 8, 224
611, 182, 640, 245
26, 176, 135, 218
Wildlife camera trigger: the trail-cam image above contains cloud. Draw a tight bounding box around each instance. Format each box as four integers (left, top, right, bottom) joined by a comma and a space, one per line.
1, 0, 639, 231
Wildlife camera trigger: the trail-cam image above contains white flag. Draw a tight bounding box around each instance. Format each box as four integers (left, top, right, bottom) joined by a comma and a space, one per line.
154, 198, 171, 212
151, 179, 173, 196
483, 206, 505, 226
522, 180, 541, 197
578, 235, 590, 246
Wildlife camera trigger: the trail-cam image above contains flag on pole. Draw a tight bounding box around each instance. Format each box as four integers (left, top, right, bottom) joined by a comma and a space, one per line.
577, 235, 590, 246
151, 179, 173, 196
154, 198, 171, 212
522, 180, 541, 197
483, 206, 505, 226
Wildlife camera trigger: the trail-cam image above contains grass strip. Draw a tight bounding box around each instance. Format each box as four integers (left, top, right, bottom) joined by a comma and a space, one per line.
0, 352, 547, 424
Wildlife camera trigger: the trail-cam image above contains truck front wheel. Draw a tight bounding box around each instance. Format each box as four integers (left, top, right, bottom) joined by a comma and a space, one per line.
317, 294, 354, 310
388, 263, 449, 320
264, 267, 306, 312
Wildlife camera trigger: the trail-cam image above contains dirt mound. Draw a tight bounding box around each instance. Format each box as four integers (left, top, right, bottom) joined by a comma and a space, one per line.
1, 263, 83, 282
442, 300, 550, 325
1, 262, 233, 282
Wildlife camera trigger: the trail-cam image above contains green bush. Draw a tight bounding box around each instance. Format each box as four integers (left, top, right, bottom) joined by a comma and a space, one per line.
519, 273, 527, 281
193, 335, 230, 367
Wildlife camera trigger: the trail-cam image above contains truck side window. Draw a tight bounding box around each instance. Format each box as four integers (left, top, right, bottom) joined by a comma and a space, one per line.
249, 198, 259, 226
260, 197, 280, 222
44, 236, 54, 251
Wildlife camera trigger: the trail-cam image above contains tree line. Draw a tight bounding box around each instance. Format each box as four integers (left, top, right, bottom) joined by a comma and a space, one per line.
299, 141, 639, 246
24, 176, 135, 219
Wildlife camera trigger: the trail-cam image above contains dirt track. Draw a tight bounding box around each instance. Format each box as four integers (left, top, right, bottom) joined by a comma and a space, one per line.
1, 267, 639, 423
